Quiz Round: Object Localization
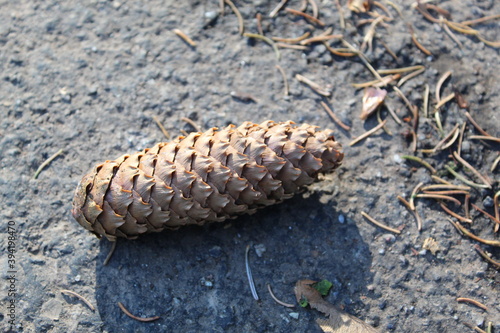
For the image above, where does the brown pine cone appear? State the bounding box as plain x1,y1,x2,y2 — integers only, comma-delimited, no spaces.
72,120,343,240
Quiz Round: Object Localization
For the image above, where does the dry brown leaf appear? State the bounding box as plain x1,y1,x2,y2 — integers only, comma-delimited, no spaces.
423,237,440,255
294,280,379,333
361,87,387,120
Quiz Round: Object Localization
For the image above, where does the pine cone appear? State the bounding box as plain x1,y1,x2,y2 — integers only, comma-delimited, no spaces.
72,120,343,240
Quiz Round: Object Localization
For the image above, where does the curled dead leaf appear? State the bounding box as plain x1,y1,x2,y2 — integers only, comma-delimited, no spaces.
294,280,379,333
361,87,387,120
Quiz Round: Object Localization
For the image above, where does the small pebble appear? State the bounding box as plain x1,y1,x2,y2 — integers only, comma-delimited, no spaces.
338,214,345,224
483,196,494,208
378,248,385,255
382,234,396,244
289,312,299,319
393,154,403,164
254,244,266,257
74,275,81,282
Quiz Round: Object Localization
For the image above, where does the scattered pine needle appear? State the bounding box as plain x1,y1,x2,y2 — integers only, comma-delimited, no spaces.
181,117,202,133
152,115,171,139
492,154,500,172
320,101,351,131
440,203,472,223
103,241,117,266
276,43,308,50
284,8,325,26
449,219,500,247
269,0,289,18
271,31,311,44
275,65,289,97
475,245,500,269
464,111,491,137
397,195,422,231
401,155,436,174
295,74,331,96
456,297,488,311
300,34,343,45
33,149,64,179
471,203,500,226
361,211,401,234
349,119,387,146
444,165,491,190
435,71,452,104
453,151,492,188
469,135,500,143
243,33,281,60
267,284,295,307
245,245,259,300
117,302,160,322
173,29,196,47
60,289,95,311
224,0,244,35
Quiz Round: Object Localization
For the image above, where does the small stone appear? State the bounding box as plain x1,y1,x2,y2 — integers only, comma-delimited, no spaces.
289,312,299,319
338,214,345,224
393,154,403,164
382,234,396,244
378,248,385,255
483,196,494,208
254,244,266,257
74,275,81,282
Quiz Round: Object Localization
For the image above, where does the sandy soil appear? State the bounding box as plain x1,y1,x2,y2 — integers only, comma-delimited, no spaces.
0,0,499,332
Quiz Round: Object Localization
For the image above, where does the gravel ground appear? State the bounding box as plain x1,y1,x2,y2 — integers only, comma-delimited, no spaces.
0,0,499,332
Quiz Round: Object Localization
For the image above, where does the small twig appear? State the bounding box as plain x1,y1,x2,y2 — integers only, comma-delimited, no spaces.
267,284,295,307
181,117,202,133
475,245,500,269
285,8,325,26
117,302,160,322
320,101,350,131
401,155,437,175
349,119,387,146
224,0,244,35
103,241,117,266
453,151,492,188
295,74,331,96
271,31,310,44
440,203,472,223
243,33,281,60
269,0,289,18
415,194,461,206
60,289,95,311
469,135,500,143
152,115,171,139
361,211,401,234
246,245,259,300
33,149,64,179
275,65,289,97
173,29,196,47
456,297,488,311
449,219,500,247
397,196,422,231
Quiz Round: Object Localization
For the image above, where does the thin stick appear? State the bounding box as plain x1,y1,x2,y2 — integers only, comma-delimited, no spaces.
60,289,95,311
471,203,500,226
181,117,202,133
245,245,259,300
269,0,289,18
349,119,387,146
464,111,491,137
295,74,330,96
445,166,490,189
440,203,472,223
456,297,488,311
320,101,350,131
469,135,500,143
284,8,325,26
475,245,500,269
243,33,281,60
435,71,452,104
449,219,500,247
117,302,160,322
300,34,343,45
361,211,401,234
103,241,117,266
397,196,422,231
225,0,244,35
173,29,196,47
272,31,310,43
152,115,171,139
415,194,461,206
275,65,289,97
267,284,295,307
33,149,64,179
453,151,492,188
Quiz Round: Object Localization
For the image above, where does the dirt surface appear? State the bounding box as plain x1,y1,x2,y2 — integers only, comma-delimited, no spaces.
1,0,499,332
